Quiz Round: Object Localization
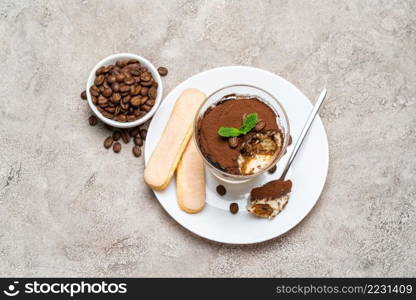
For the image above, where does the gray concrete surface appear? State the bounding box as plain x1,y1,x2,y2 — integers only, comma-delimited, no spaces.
0,0,415,277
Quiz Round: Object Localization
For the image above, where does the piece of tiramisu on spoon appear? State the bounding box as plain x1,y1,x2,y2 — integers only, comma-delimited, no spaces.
248,88,328,219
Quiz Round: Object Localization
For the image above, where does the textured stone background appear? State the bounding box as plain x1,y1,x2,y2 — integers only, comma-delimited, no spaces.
0,0,415,277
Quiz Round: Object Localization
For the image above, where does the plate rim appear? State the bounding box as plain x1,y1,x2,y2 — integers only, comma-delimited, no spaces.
144,65,329,244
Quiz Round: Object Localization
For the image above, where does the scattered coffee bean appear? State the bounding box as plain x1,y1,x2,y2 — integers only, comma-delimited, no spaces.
132,145,142,157
88,115,98,126
129,127,140,137
112,130,121,141
134,137,143,146
157,66,168,76
103,136,113,149
113,142,121,153
121,130,131,144
254,120,266,132
81,90,87,100
104,124,113,131
268,165,277,174
229,202,239,214
216,185,226,196
228,137,238,148
139,129,147,140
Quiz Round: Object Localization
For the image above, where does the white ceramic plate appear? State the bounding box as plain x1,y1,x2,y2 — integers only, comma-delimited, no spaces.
144,66,329,244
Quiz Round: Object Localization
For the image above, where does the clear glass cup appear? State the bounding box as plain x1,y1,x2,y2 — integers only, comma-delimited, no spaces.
193,84,290,183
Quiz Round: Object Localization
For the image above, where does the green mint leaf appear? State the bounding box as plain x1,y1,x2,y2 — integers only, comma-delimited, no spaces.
240,113,258,134
218,127,242,137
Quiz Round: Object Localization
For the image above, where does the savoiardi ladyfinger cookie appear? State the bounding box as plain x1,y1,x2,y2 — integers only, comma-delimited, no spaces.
144,88,206,190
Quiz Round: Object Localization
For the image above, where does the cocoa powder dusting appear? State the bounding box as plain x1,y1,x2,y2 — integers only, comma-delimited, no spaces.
250,180,292,201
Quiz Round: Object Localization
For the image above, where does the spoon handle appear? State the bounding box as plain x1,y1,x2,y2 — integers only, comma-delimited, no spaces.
280,88,327,180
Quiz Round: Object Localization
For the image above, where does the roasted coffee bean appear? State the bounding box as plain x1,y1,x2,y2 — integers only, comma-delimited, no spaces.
90,85,100,97
119,84,130,93
130,70,140,76
120,101,129,111
134,137,143,146
148,87,157,99
92,96,98,105
111,93,121,103
229,203,239,214
140,72,152,82
98,95,108,106
132,145,142,157
128,59,139,65
130,96,142,107
95,66,106,76
105,107,116,113
116,60,128,68
157,66,168,76
104,123,113,130
141,104,152,112
228,137,238,148
129,63,141,70
116,73,125,82
127,115,136,122
135,110,146,119
140,87,149,96
121,91,129,97
88,115,98,126
140,96,149,105
122,95,131,104
115,106,121,115
129,127,140,137
115,114,127,122
254,120,266,132
216,185,226,196
103,136,113,149
111,82,120,92
124,77,135,85
268,165,277,174
80,90,87,100
102,88,112,97
145,99,155,106
107,74,116,84
99,85,105,93
152,81,158,88
130,85,141,96
140,80,152,87
94,74,105,86
121,130,131,143
101,110,113,119
105,65,114,72
113,142,121,153
139,128,147,140
112,130,121,141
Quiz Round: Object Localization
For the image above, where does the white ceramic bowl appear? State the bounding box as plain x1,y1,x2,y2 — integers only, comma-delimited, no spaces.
86,53,163,128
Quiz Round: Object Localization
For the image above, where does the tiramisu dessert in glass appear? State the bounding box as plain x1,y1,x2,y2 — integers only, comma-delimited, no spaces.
194,85,290,183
